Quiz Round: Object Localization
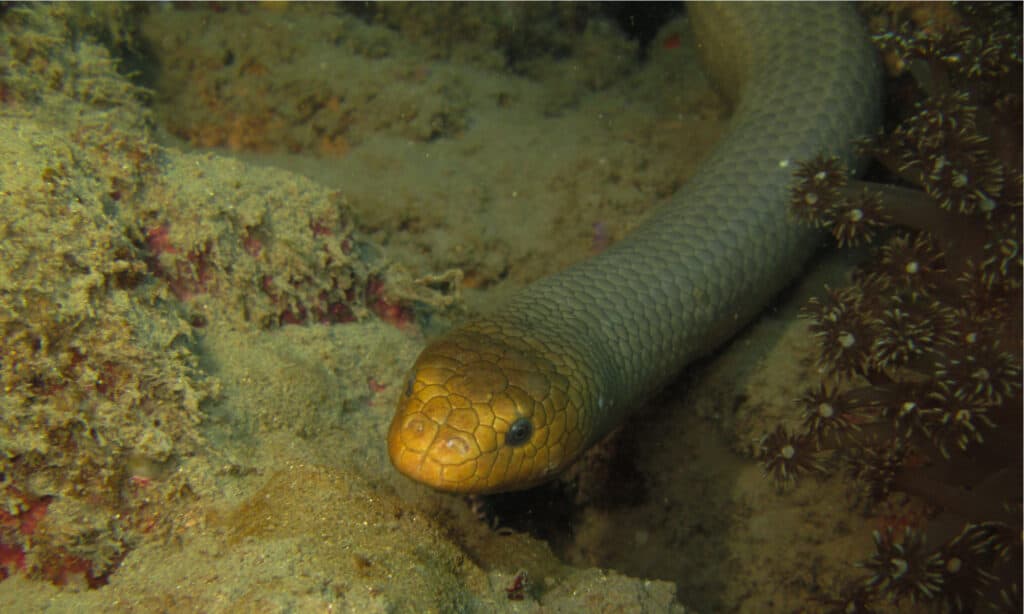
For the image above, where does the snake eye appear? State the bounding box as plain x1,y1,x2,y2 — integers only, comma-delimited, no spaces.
505,417,533,447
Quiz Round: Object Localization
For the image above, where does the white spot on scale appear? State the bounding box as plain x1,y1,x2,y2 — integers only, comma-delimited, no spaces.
444,437,470,454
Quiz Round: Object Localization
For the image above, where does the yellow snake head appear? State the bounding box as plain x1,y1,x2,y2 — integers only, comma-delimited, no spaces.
387,326,590,494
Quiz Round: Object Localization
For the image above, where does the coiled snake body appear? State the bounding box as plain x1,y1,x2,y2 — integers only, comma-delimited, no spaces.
388,3,882,494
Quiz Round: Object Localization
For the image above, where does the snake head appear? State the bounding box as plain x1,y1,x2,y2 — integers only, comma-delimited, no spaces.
387,326,588,494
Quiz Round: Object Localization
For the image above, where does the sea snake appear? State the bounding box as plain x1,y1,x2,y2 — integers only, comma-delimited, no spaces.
388,3,882,494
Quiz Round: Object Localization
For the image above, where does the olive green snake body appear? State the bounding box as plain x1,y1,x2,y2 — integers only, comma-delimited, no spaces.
388,3,882,493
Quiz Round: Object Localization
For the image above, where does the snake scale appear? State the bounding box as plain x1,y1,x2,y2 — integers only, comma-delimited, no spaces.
388,2,882,494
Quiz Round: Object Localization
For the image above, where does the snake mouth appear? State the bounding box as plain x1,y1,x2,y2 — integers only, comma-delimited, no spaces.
387,411,485,493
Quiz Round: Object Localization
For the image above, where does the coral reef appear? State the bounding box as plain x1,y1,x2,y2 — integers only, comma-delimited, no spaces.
128,152,417,330
0,5,213,585
762,3,1022,611
0,4,458,589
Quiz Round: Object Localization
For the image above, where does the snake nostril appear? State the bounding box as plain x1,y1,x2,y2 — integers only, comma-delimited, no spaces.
444,436,471,455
